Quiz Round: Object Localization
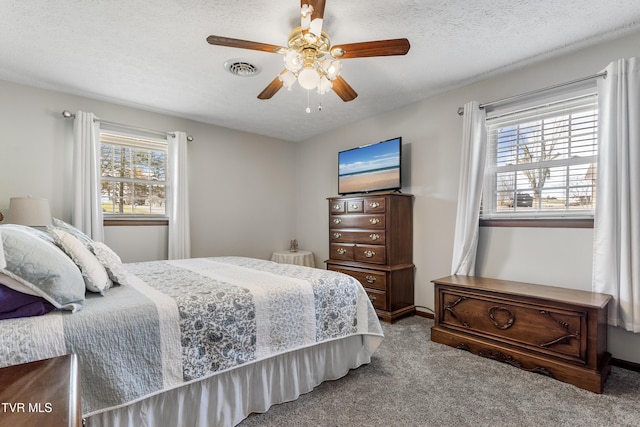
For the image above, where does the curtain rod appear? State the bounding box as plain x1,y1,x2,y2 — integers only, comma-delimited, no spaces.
457,71,607,116
61,110,193,141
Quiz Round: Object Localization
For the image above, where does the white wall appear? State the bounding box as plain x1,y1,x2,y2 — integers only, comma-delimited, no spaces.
294,30,640,363
0,80,298,263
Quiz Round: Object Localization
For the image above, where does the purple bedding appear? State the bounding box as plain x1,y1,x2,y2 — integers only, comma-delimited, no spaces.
0,284,55,320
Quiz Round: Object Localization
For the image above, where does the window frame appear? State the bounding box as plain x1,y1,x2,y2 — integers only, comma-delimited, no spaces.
481,92,598,227
99,128,169,221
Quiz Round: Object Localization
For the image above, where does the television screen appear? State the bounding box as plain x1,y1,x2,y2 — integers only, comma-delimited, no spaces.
338,137,402,195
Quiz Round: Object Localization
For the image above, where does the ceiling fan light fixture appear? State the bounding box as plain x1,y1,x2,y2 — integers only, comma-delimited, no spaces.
321,58,341,80
317,76,332,94
309,19,323,37
284,49,303,72
279,70,297,89
298,67,320,90
300,4,313,29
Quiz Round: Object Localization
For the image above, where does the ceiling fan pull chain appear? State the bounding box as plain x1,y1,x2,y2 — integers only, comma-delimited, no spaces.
306,89,311,114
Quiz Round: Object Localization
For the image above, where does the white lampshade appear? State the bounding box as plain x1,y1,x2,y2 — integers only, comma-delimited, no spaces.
283,49,303,73
321,58,342,80
279,70,297,89
309,18,323,37
298,67,320,90
317,76,333,94
300,4,312,29
7,197,52,226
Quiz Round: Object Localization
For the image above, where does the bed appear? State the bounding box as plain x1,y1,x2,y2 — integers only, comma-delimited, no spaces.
0,222,384,426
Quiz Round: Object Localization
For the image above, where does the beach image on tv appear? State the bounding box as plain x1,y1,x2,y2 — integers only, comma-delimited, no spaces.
339,139,400,194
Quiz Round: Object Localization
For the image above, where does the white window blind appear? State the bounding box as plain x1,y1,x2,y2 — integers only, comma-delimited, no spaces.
99,131,168,217
482,93,598,219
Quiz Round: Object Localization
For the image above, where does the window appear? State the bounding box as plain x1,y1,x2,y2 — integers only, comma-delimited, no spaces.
99,131,167,217
482,93,597,220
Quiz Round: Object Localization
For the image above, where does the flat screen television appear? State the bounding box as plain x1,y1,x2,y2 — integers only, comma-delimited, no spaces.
338,137,402,195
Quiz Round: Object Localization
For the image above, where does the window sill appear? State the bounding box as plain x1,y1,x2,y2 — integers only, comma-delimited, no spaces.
480,218,593,228
104,218,168,226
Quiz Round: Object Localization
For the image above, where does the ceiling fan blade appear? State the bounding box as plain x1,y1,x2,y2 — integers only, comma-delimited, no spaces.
257,76,284,100
311,0,326,22
332,76,358,102
300,0,325,37
330,38,410,59
206,35,286,54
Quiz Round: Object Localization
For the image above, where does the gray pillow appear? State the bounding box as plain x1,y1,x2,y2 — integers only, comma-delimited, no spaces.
51,217,94,248
89,241,129,286
49,228,112,294
0,224,85,312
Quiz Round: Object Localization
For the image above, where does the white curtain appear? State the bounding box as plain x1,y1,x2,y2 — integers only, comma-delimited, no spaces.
451,101,487,275
593,57,640,332
72,111,104,241
167,131,191,260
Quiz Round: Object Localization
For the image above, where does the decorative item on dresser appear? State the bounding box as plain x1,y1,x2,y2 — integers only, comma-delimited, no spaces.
431,275,612,393
325,192,415,323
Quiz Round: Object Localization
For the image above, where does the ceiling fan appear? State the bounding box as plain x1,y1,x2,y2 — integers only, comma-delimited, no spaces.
206,0,410,102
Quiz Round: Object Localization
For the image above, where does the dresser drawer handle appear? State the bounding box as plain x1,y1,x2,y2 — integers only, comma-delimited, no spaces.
369,202,380,208
332,232,342,239
369,233,380,241
365,275,377,284
368,294,377,302
364,250,376,258
332,204,341,210
350,203,359,209
337,248,347,255
333,218,342,224
369,218,380,225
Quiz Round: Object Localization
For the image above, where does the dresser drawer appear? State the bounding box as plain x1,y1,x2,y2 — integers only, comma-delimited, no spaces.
346,199,363,213
354,244,386,264
330,200,346,214
329,243,354,261
439,288,587,364
365,288,387,310
330,214,385,229
330,230,386,245
327,265,387,291
363,197,386,213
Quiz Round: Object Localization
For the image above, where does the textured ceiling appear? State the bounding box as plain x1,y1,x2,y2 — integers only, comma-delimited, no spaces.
2,1,640,141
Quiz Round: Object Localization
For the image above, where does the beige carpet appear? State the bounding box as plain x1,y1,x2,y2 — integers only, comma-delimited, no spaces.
239,316,640,427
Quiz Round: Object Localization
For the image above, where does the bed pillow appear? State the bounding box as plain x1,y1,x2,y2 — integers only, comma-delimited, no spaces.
48,228,112,294
0,225,85,312
51,217,94,248
0,223,56,245
0,283,55,320
89,241,129,286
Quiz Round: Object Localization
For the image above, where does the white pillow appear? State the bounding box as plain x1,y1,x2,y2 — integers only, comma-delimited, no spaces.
48,228,112,294
89,241,129,286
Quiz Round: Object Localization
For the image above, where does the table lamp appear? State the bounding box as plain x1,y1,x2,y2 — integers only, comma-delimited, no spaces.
7,197,52,227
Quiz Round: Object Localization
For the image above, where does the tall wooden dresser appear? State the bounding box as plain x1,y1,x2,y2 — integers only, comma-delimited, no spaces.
325,192,415,322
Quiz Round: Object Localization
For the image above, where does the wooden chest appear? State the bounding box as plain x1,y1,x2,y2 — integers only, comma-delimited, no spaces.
431,275,612,393
326,192,415,323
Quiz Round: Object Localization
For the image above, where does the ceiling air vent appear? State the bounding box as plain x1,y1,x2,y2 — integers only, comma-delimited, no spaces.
224,59,261,77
